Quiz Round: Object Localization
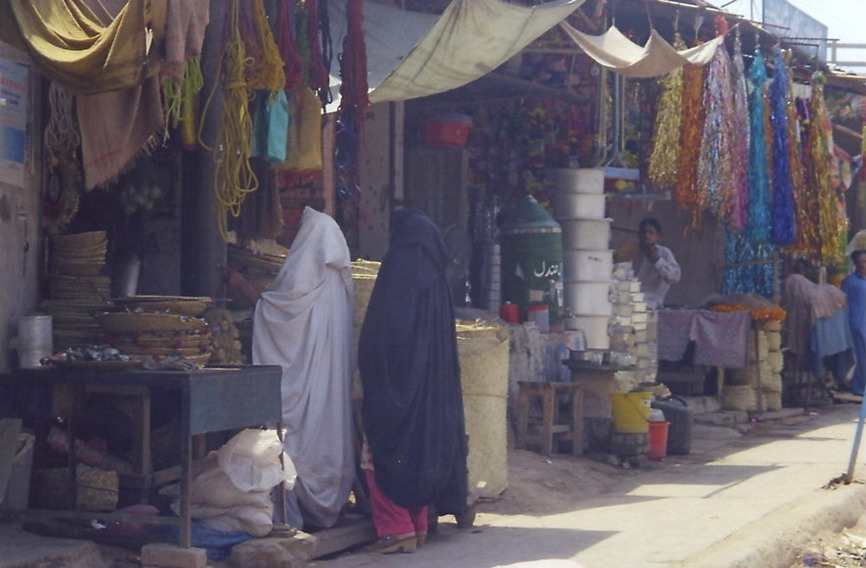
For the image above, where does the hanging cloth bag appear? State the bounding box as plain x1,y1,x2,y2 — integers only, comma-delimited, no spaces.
251,91,290,163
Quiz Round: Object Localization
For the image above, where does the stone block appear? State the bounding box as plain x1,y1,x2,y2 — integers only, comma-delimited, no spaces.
141,543,207,568
228,535,315,568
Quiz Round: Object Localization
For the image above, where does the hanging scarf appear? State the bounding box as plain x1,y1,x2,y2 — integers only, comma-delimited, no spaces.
746,49,770,243
729,31,750,232
769,48,796,245
697,18,735,220
648,34,685,191
674,59,706,227
809,73,843,263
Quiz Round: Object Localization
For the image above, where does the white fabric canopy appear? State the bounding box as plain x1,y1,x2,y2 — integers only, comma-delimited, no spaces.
327,0,584,110
252,207,355,528
560,22,725,78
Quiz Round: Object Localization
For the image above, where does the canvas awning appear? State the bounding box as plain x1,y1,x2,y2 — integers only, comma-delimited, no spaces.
327,0,585,111
560,22,724,78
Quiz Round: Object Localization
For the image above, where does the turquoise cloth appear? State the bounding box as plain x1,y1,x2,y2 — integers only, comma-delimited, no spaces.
841,273,866,395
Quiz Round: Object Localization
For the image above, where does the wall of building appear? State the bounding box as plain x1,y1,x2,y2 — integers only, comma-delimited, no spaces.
0,43,41,372
608,198,726,309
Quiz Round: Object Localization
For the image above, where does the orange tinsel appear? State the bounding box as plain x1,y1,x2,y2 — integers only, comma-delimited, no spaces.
675,62,706,228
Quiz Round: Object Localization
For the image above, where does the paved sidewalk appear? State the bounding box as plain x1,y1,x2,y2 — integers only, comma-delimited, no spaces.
3,400,866,568
311,401,866,568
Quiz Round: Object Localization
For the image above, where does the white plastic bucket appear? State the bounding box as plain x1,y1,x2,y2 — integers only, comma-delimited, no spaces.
565,315,610,350
15,315,53,369
562,249,613,281
554,192,606,220
564,281,613,316
561,218,612,250
553,168,605,194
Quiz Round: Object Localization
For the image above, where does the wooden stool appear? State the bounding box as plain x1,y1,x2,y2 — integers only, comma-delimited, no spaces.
516,381,584,456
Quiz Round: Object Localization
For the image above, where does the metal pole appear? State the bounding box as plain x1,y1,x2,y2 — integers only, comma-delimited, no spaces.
844,395,866,482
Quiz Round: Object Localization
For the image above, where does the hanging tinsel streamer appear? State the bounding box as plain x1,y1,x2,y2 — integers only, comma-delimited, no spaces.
723,230,777,298
788,97,820,259
862,96,866,181
809,73,843,262
334,0,370,202
729,30,750,231
782,52,810,258
648,33,685,191
697,17,735,220
768,48,796,245
674,59,706,227
746,48,770,243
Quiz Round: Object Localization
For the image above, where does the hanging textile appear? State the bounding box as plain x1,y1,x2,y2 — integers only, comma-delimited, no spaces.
746,49,771,243
729,31,750,232
277,0,304,93
0,0,163,94
239,0,286,92
674,60,706,227
809,74,844,263
697,18,736,220
561,23,724,79
648,34,685,191
768,48,797,246
368,0,583,104
161,0,209,134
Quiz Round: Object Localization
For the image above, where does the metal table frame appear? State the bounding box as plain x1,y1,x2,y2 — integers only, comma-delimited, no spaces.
0,365,282,547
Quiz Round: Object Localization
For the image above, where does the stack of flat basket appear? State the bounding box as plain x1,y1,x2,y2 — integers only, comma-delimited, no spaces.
226,244,286,310
96,297,212,365
42,231,113,349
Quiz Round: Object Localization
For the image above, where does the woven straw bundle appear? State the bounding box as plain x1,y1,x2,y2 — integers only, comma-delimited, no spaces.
760,371,783,393
721,385,757,411
457,320,509,499
766,350,784,374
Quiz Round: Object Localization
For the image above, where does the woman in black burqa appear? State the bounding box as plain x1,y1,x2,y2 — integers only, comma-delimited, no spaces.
358,208,470,553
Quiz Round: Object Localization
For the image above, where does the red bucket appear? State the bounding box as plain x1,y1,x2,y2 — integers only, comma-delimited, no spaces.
647,420,669,460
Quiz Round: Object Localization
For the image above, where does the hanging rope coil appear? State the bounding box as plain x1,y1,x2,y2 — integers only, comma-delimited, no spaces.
210,0,258,242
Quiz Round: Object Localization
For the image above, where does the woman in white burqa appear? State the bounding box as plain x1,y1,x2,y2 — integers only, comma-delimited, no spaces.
224,207,355,528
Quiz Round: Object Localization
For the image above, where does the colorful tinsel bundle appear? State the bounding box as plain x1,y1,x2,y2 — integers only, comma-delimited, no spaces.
729,32,750,232
769,48,796,245
697,20,735,220
723,230,777,298
809,74,844,262
648,34,685,191
675,60,706,227
746,49,770,243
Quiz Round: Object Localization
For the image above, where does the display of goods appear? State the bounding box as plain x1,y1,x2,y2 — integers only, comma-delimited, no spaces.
112,295,212,317
95,312,207,334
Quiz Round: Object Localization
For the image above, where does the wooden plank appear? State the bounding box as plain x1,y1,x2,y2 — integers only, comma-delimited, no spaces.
311,517,377,558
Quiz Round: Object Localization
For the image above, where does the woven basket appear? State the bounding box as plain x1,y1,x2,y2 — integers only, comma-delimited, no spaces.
760,371,783,393
32,465,118,512
721,385,757,411
95,312,207,334
51,231,107,249
458,327,509,499
113,297,211,317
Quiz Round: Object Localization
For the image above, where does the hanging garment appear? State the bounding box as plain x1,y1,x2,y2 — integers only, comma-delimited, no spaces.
561,24,724,78
77,76,164,189
359,209,469,516
252,207,355,528
327,0,583,110
0,0,163,94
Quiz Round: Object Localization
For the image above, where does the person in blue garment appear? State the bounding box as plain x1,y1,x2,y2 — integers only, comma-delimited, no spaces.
841,249,866,396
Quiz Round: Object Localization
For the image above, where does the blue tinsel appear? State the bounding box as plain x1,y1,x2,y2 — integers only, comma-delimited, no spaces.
724,230,777,298
746,50,771,243
769,48,797,245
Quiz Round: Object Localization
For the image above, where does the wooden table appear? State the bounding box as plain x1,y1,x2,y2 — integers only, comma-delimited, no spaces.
0,365,282,547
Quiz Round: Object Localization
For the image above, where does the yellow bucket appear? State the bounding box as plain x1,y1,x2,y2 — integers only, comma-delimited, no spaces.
610,392,652,433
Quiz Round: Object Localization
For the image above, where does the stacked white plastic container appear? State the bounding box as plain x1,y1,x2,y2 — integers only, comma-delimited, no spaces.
552,168,613,350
